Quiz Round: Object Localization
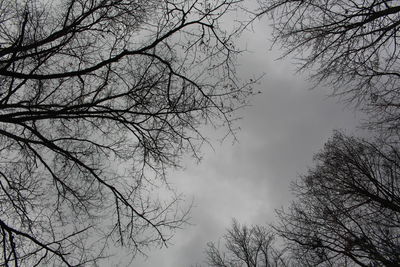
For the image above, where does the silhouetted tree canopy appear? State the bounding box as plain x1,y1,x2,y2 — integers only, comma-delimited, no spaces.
0,0,253,266
261,0,400,131
276,131,400,266
205,219,289,267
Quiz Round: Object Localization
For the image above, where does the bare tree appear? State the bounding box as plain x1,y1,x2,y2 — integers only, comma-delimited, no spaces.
205,219,289,267
260,0,400,131
276,131,400,266
257,2,400,264
0,0,254,266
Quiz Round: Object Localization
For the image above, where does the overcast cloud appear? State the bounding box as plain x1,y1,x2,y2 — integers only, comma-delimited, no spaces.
131,15,364,267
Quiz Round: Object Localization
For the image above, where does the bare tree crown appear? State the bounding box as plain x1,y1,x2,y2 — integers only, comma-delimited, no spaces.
276,132,400,266
0,0,253,266
205,219,289,267
262,0,400,131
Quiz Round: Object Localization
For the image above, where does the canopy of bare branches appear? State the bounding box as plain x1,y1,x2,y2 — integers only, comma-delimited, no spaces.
206,219,289,267
0,0,253,266
261,0,400,131
276,132,400,266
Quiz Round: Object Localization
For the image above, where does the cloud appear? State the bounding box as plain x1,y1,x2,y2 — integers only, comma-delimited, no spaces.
133,15,363,267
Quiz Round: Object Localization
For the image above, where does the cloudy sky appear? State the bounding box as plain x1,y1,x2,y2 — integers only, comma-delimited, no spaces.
131,11,364,267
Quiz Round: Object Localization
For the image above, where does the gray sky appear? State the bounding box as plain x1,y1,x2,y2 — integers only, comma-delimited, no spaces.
131,15,363,267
